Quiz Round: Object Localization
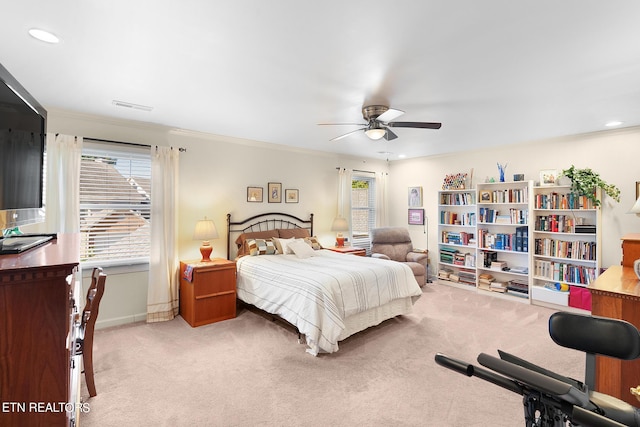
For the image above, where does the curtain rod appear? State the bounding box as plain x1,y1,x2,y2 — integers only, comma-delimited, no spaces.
336,167,375,174
82,136,186,152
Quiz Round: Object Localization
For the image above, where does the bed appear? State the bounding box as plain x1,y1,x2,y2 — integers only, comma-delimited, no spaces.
227,212,423,356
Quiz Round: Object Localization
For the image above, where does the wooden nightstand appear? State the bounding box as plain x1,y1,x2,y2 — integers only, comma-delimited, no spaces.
327,246,366,256
179,258,236,327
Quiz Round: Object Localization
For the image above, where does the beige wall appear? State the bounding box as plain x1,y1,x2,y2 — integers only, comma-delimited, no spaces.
388,126,640,275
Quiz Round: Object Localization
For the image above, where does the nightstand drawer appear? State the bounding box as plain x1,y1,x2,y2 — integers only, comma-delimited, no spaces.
193,292,236,325
193,267,236,297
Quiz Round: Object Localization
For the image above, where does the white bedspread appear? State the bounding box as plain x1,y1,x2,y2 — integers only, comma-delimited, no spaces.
236,249,422,355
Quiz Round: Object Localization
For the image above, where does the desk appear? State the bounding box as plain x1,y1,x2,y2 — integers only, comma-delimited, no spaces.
588,265,640,406
621,233,640,267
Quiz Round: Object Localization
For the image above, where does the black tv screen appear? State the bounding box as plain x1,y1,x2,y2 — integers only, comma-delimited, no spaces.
0,63,46,229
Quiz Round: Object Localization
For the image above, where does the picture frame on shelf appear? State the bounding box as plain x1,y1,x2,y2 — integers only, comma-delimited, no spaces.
268,182,282,203
247,186,263,202
408,208,425,225
539,169,558,186
479,190,493,203
408,186,423,207
285,189,299,203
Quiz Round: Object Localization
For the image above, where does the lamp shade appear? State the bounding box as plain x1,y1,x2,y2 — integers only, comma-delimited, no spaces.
193,217,219,240
194,217,219,261
331,217,349,232
629,197,640,215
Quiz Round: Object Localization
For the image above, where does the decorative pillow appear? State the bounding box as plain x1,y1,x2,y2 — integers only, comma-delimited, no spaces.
235,230,279,256
304,236,323,250
273,237,297,254
288,239,316,259
248,238,277,256
278,228,311,239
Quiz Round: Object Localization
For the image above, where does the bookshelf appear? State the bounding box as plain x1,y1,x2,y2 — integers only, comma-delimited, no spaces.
475,180,533,302
530,185,601,310
436,189,477,289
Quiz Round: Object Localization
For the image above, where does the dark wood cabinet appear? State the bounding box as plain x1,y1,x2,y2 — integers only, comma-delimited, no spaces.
179,259,236,327
0,234,80,426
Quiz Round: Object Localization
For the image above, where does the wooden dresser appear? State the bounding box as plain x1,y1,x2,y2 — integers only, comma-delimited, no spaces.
0,234,81,426
588,264,640,406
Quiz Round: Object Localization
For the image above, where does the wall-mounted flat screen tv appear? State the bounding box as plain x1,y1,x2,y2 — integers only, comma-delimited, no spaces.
0,63,47,230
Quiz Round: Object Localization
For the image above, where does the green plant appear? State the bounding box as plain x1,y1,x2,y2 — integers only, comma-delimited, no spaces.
560,165,620,206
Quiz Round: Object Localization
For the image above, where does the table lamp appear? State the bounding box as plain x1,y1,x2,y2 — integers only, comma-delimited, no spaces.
629,196,640,216
331,216,349,247
193,217,219,261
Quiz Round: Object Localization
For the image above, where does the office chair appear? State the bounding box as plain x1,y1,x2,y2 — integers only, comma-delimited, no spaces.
435,312,640,426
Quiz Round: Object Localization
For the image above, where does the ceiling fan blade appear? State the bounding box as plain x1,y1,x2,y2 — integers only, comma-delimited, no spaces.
384,128,398,141
318,122,366,126
376,108,404,123
387,121,442,129
330,128,367,142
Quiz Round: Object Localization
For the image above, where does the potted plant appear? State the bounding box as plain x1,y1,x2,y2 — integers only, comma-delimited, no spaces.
560,165,620,207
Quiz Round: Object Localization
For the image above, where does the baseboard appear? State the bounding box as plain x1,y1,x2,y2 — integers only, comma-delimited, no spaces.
96,313,147,329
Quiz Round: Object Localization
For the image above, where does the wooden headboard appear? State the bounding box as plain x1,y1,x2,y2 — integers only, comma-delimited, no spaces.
226,212,314,260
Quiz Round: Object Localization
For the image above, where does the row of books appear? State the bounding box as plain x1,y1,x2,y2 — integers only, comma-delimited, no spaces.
478,208,528,224
438,268,477,286
441,231,475,246
533,238,597,261
478,226,529,252
534,192,595,210
440,192,475,206
479,187,529,204
533,259,597,285
534,214,576,233
440,211,476,225
478,272,529,297
440,246,476,267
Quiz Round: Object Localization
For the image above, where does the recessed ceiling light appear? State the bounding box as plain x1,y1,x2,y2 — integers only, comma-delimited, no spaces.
28,28,60,44
605,121,623,127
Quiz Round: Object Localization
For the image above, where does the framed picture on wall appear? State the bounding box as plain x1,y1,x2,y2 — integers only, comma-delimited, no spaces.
247,186,263,202
408,186,423,207
268,182,282,203
408,208,425,225
285,189,299,203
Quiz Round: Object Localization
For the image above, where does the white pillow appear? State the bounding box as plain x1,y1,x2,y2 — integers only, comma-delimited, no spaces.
288,239,316,259
273,237,296,254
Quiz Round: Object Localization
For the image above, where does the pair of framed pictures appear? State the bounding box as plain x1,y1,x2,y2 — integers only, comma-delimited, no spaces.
247,183,299,203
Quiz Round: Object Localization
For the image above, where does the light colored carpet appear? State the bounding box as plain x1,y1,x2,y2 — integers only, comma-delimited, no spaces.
80,283,584,426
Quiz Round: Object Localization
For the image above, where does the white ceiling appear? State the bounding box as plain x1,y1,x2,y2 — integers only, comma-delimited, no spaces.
3,1,640,160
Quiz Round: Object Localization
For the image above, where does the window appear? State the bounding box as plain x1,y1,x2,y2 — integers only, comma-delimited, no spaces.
79,141,151,266
351,174,376,254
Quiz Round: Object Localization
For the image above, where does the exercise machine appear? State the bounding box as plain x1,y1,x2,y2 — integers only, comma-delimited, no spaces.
435,312,640,426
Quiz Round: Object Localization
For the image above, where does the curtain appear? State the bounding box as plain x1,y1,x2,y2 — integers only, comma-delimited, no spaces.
375,172,388,227
337,168,352,232
147,146,180,323
45,133,82,233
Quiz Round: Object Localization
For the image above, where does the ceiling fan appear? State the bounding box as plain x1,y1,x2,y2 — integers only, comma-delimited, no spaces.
319,105,441,142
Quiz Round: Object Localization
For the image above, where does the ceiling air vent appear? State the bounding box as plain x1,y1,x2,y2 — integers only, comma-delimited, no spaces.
112,100,153,112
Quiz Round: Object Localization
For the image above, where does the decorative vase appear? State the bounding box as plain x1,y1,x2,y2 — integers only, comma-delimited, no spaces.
497,163,507,183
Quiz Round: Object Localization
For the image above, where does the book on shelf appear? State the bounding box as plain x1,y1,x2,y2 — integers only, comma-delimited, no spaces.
491,261,508,270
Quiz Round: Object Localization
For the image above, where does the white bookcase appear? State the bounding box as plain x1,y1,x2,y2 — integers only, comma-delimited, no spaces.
436,189,477,289
530,185,601,309
475,180,533,302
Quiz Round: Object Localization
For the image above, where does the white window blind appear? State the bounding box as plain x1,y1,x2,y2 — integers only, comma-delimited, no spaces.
351,174,376,254
79,141,151,266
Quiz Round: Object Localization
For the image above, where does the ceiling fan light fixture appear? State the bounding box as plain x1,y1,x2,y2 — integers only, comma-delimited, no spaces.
365,128,386,140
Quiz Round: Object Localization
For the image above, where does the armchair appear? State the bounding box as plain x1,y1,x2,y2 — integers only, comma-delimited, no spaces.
370,227,428,287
